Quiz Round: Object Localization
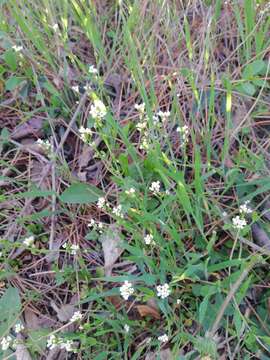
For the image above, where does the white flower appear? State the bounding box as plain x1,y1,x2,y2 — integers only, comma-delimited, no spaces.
12,45,23,52
90,99,107,120
124,324,130,333
144,234,154,245
149,181,161,195
60,339,73,352
157,110,170,122
176,299,181,304
70,244,79,255
79,126,92,143
14,323,24,333
37,139,52,153
72,85,80,93
89,65,98,75
120,281,134,300
222,211,228,217
136,121,147,132
139,136,150,150
232,216,247,230
97,197,106,209
125,188,135,196
156,283,171,299
112,204,124,218
239,201,252,214
84,83,92,92
0,252,3,257
176,125,189,142
88,219,104,233
1,336,12,351
52,23,59,32
70,310,83,322
23,235,35,247
158,334,169,343
135,103,145,115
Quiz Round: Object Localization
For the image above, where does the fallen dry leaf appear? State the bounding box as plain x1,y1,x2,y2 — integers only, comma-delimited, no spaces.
101,226,123,276
145,348,172,360
16,335,32,360
24,308,40,330
51,301,75,322
252,223,270,250
11,117,43,140
136,304,160,320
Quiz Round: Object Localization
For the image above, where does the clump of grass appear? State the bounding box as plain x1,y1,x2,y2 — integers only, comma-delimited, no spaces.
0,0,270,359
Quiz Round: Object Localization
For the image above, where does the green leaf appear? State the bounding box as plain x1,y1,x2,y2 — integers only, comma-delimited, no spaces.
243,60,266,78
0,287,21,337
5,76,24,91
60,182,103,204
238,82,256,96
3,49,17,71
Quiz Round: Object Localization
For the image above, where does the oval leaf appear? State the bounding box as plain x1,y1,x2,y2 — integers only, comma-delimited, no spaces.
60,182,103,204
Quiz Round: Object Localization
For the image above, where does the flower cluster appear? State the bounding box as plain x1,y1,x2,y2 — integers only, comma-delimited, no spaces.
47,334,74,352
120,281,134,300
90,99,107,126
156,283,171,299
14,322,24,334
97,197,109,209
176,125,189,145
124,324,130,333
232,216,247,230
12,45,23,52
232,200,252,230
125,187,136,196
23,235,35,247
239,200,252,215
144,233,154,245
70,311,83,323
89,65,98,75
79,126,92,144
62,243,79,255
112,204,124,218
149,181,161,195
1,336,12,351
88,219,104,233
158,334,169,343
37,139,52,154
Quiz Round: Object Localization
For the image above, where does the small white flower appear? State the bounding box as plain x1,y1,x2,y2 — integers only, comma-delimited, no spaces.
0,252,3,257
72,85,80,93
60,339,73,352
146,337,152,344
12,45,23,52
37,139,52,153
88,219,96,227
70,244,79,255
232,216,247,230
125,188,135,196
84,83,92,92
70,311,83,322
14,323,24,333
90,99,107,120
158,334,169,343
89,65,98,75
157,110,170,122
120,281,134,300
136,120,147,132
52,23,59,32
239,201,252,215
97,197,106,209
176,299,181,304
135,103,145,115
79,126,92,143
176,125,189,143
1,336,12,351
149,181,161,195
88,219,104,233
165,189,171,195
112,204,124,218
144,234,154,245
222,211,228,217
156,283,171,299
139,136,150,150
124,324,130,333
23,235,35,247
